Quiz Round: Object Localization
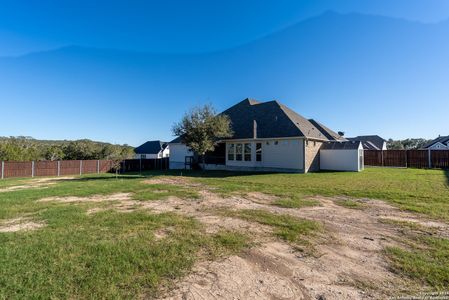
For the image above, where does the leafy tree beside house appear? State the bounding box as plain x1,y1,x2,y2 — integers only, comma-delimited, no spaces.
172,104,233,169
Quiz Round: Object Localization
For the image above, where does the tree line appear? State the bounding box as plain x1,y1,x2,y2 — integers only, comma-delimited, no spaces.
0,137,135,161
386,138,431,150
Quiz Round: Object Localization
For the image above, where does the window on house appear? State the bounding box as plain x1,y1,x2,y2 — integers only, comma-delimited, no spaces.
256,143,262,161
228,144,235,161
244,143,252,161
236,144,243,161
140,154,146,159
274,141,279,145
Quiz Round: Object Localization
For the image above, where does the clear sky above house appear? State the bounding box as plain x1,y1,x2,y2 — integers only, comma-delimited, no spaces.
0,0,448,146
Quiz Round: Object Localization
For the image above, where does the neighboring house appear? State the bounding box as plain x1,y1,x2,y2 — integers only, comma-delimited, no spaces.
134,141,169,159
347,135,387,150
169,98,363,172
422,136,449,150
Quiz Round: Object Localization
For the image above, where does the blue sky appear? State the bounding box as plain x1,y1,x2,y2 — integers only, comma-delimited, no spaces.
0,0,448,145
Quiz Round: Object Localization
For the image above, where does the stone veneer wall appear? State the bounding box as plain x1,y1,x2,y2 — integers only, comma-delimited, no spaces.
304,140,323,173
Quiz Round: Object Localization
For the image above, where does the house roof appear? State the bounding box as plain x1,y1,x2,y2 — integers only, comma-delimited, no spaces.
347,135,386,150
308,119,346,141
134,140,168,154
170,98,344,143
423,136,449,148
220,99,341,141
321,140,361,150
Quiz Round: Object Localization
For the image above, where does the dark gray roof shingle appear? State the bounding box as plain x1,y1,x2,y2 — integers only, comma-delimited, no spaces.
308,119,346,141
135,140,167,154
321,141,362,150
347,135,386,150
220,99,338,141
170,98,343,143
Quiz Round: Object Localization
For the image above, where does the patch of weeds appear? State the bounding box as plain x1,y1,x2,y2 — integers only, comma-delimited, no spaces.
132,183,199,201
205,231,250,258
384,222,449,289
334,199,366,209
221,209,321,245
273,196,319,209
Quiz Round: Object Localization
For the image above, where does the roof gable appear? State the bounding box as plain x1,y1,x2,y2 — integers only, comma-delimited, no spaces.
423,135,449,148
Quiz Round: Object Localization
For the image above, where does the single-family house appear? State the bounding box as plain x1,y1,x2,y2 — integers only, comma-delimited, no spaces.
134,140,169,159
169,98,363,172
422,136,449,150
347,135,387,150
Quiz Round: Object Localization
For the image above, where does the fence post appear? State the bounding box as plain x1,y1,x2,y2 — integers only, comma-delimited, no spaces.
1,161,4,179
405,150,408,168
428,149,432,169
80,160,83,175
139,158,142,174
31,161,35,177
97,160,100,174
57,161,61,176
381,150,384,167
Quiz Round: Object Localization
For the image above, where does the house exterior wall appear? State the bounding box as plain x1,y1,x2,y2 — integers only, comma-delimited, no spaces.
225,138,304,172
169,143,193,169
161,147,170,157
304,140,323,173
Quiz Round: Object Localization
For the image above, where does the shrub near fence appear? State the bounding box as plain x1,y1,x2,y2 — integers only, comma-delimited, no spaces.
364,150,449,169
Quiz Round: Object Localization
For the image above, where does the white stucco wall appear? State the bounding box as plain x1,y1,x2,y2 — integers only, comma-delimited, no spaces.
161,146,170,157
169,143,193,169
225,139,304,171
320,148,363,172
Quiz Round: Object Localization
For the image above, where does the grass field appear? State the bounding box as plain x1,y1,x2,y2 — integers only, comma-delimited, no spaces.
189,167,449,221
0,167,448,298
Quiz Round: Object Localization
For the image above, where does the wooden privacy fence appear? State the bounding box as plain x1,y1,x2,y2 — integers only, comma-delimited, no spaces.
120,158,169,173
364,150,449,169
0,158,170,179
0,160,114,179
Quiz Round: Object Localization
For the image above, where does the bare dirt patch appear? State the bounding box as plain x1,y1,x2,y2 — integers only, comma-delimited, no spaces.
39,192,132,203
150,184,439,299
244,192,279,204
143,176,203,188
32,177,443,299
0,176,75,193
0,217,45,233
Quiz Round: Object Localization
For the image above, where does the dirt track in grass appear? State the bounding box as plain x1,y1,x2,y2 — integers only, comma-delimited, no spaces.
0,176,75,193
38,176,447,299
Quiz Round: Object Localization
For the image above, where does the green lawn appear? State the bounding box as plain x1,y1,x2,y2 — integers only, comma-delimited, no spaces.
0,167,448,297
179,167,449,221
0,174,248,298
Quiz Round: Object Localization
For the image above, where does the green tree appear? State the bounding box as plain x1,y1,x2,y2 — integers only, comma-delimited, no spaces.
44,145,65,161
172,104,233,169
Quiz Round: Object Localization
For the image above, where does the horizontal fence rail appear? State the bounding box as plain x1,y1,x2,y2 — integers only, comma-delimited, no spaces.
0,158,169,179
364,150,449,169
